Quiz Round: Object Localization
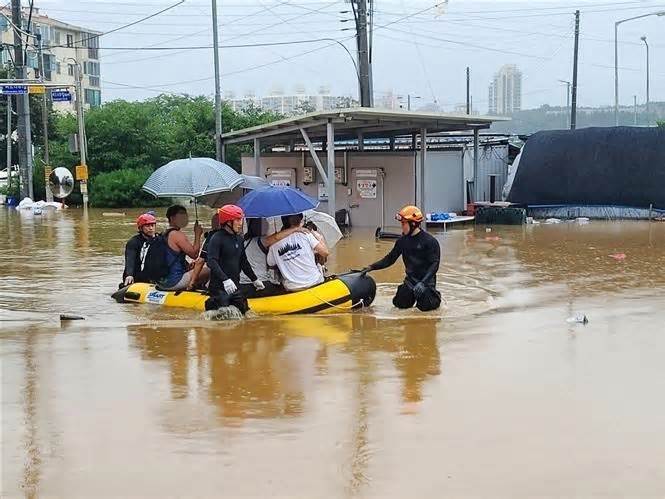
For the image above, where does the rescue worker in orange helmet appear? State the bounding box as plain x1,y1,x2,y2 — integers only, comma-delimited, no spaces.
121,213,157,287
361,205,441,311
204,204,264,314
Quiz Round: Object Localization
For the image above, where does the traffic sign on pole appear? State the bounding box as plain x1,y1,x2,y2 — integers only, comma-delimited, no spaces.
2,85,28,95
51,90,72,102
28,85,45,94
75,164,88,181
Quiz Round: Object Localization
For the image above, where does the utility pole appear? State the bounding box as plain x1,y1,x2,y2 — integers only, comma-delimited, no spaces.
73,62,88,208
570,10,580,130
37,34,52,202
12,0,34,200
641,36,649,117
466,66,471,114
355,0,373,107
211,0,223,161
6,96,11,192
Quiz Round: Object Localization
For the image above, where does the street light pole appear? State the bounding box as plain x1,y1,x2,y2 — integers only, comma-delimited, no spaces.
614,11,665,126
641,35,649,116
558,79,571,127
211,0,223,162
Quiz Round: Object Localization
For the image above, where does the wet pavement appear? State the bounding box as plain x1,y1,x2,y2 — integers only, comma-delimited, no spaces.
2,207,665,498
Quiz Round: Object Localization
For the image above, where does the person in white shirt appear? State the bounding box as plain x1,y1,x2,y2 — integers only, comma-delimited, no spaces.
267,213,329,291
239,218,307,297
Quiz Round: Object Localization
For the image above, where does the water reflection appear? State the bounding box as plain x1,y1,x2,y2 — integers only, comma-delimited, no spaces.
127,315,443,427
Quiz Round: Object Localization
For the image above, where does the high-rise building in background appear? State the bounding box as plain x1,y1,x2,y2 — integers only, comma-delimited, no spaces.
227,85,357,115
0,7,102,110
488,64,522,115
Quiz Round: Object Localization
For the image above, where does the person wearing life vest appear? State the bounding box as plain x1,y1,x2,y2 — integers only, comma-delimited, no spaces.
361,205,441,311
204,205,264,314
122,213,157,287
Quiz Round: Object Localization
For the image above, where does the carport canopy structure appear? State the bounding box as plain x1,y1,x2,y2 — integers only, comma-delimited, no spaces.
221,107,508,218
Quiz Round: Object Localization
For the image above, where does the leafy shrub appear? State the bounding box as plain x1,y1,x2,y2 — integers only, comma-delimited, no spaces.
89,167,166,208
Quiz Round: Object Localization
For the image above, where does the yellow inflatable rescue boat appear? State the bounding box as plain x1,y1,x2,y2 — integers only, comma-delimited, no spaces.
112,272,376,315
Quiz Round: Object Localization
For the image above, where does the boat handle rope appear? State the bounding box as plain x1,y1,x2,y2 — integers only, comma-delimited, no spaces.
302,287,366,311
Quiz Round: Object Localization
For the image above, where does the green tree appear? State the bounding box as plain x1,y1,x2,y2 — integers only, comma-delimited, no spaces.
39,95,281,206
657,120,665,129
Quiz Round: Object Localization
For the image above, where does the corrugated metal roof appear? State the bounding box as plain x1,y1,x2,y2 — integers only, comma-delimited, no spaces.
222,107,510,145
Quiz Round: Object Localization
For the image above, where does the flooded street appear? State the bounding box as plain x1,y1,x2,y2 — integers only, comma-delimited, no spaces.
3,207,665,498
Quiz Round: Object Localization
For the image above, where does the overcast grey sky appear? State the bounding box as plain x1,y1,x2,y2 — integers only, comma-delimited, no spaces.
37,0,665,111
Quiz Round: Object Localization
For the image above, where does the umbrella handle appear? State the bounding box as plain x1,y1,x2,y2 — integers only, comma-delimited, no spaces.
194,197,199,223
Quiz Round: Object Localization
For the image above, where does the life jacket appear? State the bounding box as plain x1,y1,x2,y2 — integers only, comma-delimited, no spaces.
141,228,178,283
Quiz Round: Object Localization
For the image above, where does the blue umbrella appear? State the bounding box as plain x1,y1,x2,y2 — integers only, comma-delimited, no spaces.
237,186,319,218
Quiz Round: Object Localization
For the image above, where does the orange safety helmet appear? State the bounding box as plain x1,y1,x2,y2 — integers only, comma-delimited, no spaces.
136,213,157,230
217,204,244,224
395,205,424,223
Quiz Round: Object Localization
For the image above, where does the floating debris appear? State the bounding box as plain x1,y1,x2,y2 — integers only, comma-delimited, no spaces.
566,314,588,324
609,253,627,261
60,314,85,321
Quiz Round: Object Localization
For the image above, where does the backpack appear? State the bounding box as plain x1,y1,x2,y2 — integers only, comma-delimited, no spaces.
141,228,177,283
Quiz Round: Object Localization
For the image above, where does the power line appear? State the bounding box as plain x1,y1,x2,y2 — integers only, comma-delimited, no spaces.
100,1,285,60
47,0,185,49
47,37,352,51
373,0,661,17
101,0,341,60
373,2,665,23
380,26,550,59
102,34,357,91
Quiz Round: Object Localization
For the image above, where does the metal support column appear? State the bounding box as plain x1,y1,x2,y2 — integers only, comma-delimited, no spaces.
419,128,427,228
473,128,479,202
253,138,261,176
357,131,364,151
300,128,328,184
326,120,336,218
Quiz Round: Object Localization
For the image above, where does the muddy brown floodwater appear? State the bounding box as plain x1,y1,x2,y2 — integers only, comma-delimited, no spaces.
2,207,665,498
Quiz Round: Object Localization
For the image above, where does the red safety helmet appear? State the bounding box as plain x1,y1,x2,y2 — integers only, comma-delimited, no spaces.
217,204,244,224
136,213,157,230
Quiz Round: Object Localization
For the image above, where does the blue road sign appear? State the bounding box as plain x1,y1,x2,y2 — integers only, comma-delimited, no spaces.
51,90,72,102
2,85,28,95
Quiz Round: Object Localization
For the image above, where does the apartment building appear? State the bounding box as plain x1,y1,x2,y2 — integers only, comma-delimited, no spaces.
0,7,101,110
227,89,356,115
488,64,522,115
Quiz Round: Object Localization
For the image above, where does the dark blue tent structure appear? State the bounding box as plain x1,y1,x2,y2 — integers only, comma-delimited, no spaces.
507,127,665,210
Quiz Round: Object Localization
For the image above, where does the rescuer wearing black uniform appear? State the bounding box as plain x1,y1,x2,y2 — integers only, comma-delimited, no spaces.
204,204,264,314
362,205,441,311
122,213,158,286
